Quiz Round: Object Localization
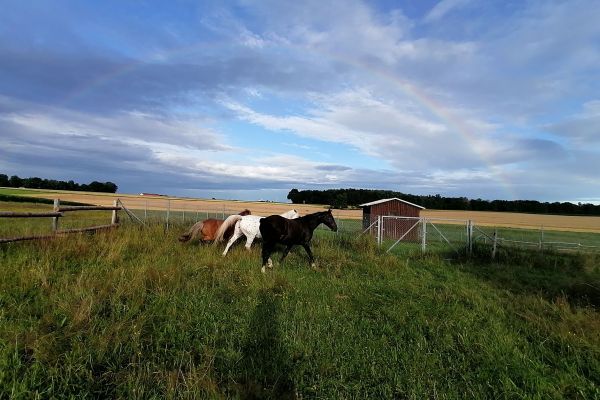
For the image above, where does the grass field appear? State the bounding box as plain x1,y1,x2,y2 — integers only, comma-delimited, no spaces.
1,215,599,397
0,189,37,196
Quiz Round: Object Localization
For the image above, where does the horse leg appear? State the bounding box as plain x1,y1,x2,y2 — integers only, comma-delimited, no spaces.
261,241,275,273
280,245,293,263
302,244,316,268
244,232,256,251
222,227,243,256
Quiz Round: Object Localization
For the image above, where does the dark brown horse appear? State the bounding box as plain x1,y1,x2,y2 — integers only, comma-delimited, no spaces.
259,209,337,273
179,209,251,244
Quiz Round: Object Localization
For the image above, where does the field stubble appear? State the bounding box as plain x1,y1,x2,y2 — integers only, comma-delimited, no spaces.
10,188,600,233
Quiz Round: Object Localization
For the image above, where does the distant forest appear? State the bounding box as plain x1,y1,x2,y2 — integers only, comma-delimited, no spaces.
287,188,600,216
0,174,118,193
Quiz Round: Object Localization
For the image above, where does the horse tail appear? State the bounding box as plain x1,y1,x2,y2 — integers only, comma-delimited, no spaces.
178,233,192,242
178,221,203,242
214,215,242,242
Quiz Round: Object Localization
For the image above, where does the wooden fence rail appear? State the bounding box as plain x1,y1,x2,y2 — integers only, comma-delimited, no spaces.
0,212,63,218
59,206,121,212
0,198,120,244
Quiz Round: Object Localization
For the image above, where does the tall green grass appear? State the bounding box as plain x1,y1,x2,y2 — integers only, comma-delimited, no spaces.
0,224,599,398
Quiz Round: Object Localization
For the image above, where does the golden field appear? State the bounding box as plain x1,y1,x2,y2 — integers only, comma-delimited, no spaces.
6,188,600,233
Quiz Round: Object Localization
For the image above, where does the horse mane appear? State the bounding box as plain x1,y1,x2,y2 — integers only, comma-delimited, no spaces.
298,210,327,220
214,214,243,242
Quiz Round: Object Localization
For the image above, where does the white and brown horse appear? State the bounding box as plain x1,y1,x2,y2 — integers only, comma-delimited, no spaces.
179,209,251,244
214,209,299,255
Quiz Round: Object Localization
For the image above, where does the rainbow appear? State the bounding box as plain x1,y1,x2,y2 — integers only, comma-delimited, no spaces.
61,42,516,199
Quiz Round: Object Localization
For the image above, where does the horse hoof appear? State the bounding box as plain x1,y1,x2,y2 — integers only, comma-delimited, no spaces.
311,262,317,269
261,266,266,274
268,258,273,268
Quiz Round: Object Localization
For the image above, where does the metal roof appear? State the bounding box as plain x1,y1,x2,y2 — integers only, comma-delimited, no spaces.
359,197,425,209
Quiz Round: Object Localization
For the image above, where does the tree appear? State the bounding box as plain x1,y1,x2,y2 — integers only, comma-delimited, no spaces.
0,174,8,187
287,189,300,203
9,175,23,187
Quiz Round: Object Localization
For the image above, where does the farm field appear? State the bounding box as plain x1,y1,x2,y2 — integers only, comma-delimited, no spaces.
1,222,599,398
3,187,600,233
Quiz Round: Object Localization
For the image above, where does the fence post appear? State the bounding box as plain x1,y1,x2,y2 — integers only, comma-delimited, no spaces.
491,229,498,259
539,225,544,253
468,220,473,256
166,199,170,231
421,218,427,253
52,199,60,232
111,199,119,225
144,200,148,222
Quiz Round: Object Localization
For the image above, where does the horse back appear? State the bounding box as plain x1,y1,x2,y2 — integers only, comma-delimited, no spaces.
259,215,288,241
201,219,227,241
260,215,305,244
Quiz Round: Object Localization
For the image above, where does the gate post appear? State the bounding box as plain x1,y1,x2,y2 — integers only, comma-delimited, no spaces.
377,215,382,246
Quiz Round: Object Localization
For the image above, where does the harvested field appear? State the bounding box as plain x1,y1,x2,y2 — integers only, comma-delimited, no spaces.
423,210,600,233
6,188,600,233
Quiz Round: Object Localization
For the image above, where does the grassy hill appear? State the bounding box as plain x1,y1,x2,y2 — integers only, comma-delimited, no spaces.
1,223,599,398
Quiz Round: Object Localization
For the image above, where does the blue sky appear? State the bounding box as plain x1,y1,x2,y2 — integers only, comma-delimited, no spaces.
1,0,599,203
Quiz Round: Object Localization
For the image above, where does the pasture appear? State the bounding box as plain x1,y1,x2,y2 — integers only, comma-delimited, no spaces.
1,201,600,398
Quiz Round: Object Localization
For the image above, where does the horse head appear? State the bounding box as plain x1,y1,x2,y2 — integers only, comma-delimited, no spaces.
322,209,338,232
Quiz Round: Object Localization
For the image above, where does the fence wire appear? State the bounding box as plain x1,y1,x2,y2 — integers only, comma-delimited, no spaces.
3,198,599,255
356,216,600,256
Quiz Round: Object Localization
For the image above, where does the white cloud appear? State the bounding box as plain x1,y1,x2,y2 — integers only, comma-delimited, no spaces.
224,88,538,173
0,106,231,151
423,0,472,23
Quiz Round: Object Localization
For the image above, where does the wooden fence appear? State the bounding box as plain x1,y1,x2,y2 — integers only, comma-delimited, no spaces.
0,199,121,243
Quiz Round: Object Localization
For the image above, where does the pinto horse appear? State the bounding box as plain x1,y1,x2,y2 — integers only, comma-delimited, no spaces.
214,209,299,255
178,209,251,244
259,209,337,273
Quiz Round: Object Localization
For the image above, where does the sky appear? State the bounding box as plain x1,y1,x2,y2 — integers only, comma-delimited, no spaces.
1,0,599,203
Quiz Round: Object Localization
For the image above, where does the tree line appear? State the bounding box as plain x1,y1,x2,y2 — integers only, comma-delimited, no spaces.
0,174,118,193
287,188,600,216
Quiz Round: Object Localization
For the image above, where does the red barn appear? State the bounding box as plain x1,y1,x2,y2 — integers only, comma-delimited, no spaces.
360,198,425,240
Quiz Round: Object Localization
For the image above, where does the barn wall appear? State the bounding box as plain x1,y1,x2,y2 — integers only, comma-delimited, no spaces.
370,200,420,218
362,199,422,240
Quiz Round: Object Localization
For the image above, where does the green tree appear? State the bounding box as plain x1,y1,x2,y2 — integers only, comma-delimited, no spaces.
0,174,9,187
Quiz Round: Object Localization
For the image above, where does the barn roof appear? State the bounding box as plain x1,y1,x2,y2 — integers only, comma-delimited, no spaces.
359,198,425,209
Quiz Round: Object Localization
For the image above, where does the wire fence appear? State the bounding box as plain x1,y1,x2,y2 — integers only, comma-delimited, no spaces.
3,198,600,257
349,215,600,256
